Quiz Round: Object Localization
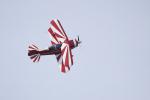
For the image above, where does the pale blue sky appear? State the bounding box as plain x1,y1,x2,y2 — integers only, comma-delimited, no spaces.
0,0,150,100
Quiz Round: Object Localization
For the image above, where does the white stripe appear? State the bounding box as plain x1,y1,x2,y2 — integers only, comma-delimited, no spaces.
67,46,72,66
28,46,38,51
29,46,36,50
73,40,75,47
65,66,69,72
50,24,64,38
66,45,71,66
59,63,63,72
57,37,65,43
61,43,66,50
51,36,58,44
30,54,37,58
28,48,34,51
54,19,66,37
62,45,68,65
32,45,38,50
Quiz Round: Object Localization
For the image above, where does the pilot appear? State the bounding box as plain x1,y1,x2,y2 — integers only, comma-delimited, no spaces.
48,44,62,51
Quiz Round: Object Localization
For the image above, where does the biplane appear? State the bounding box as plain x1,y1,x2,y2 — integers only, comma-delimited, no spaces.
28,19,81,73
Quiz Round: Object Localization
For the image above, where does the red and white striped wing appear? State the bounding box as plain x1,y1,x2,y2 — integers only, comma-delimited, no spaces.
48,19,68,45
58,43,73,73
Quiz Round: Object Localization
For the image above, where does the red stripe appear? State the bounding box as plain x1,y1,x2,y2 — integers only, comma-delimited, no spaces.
37,55,40,62
57,20,68,40
30,55,37,59
65,48,69,66
61,63,65,73
29,46,36,50
32,44,38,49
53,32,61,43
61,45,67,56
55,33,64,39
69,47,73,65
48,28,59,43
51,41,56,45
33,55,38,62
51,20,64,36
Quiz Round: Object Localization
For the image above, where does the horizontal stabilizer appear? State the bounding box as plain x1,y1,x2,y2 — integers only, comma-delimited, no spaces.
28,44,41,62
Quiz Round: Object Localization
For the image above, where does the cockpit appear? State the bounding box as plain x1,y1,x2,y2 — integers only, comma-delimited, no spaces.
49,44,62,51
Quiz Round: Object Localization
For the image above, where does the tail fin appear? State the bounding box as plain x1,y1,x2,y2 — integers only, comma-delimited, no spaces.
28,44,40,62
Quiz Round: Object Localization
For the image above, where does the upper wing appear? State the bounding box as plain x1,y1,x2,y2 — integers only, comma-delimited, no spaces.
48,19,69,45
56,43,73,73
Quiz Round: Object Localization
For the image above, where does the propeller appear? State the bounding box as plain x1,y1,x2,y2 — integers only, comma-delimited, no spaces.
77,36,81,44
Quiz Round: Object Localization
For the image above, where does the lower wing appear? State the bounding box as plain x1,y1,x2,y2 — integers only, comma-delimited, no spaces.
55,43,73,73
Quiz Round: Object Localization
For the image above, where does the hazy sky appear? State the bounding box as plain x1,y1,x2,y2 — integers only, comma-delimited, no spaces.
0,0,150,100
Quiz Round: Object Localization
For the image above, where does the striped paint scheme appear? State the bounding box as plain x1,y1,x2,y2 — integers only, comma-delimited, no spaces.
48,19,73,73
